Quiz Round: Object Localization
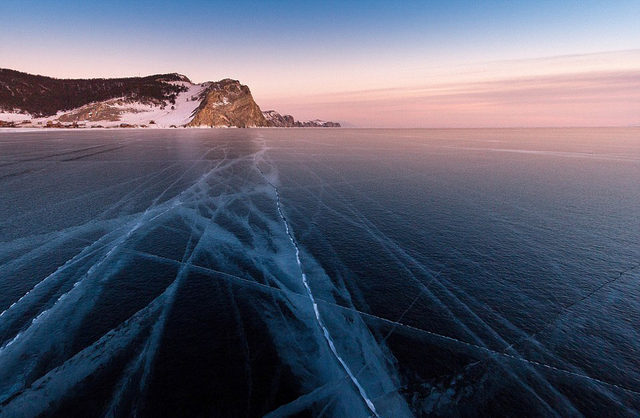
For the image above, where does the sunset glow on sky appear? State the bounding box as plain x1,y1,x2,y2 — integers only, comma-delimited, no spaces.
1,0,638,127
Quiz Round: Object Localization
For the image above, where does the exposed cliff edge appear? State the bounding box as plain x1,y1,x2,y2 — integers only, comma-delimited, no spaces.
0,68,341,129
187,79,268,128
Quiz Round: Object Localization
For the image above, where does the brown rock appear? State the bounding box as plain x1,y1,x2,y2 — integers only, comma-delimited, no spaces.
187,79,268,128
263,110,296,127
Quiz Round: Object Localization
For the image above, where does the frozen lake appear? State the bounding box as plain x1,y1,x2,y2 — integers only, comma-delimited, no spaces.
0,128,639,417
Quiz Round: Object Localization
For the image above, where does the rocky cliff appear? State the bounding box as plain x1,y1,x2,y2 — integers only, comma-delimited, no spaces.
263,110,296,127
263,110,341,128
187,79,268,128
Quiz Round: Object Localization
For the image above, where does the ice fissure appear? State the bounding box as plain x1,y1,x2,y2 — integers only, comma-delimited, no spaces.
256,164,380,418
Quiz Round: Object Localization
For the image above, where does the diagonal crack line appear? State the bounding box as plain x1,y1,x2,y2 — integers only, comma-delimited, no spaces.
508,263,640,353
459,263,640,395
130,248,640,397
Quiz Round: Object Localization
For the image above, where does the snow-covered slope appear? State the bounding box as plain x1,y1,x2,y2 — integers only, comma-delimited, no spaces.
0,111,32,123
52,82,208,128
0,80,206,128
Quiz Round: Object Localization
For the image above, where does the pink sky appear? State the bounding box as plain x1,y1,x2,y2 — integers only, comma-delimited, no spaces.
257,51,640,127
2,2,638,127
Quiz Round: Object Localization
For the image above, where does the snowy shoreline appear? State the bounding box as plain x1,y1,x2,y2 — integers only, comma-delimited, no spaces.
0,126,339,133
1,78,340,129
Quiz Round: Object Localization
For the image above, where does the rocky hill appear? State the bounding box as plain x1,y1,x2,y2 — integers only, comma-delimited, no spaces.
0,69,341,129
0,69,187,117
187,79,268,128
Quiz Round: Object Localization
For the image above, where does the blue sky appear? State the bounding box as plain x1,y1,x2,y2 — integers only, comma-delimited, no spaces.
1,0,638,126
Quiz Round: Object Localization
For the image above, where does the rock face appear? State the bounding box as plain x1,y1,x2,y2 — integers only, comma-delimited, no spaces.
297,119,341,128
262,110,341,128
187,79,268,128
57,99,150,123
263,110,296,127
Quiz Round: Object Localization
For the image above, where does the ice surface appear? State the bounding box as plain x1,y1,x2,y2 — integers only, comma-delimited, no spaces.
0,128,639,417
0,130,414,417
256,145,380,417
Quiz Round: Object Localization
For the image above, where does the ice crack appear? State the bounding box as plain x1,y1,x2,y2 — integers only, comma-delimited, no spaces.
256,165,380,418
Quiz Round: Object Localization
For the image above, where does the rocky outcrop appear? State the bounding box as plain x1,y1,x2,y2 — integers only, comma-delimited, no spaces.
187,79,268,128
56,99,152,123
296,119,341,128
263,110,296,127
262,110,341,128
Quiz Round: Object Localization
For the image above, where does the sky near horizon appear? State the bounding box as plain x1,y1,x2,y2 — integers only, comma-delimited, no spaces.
1,0,638,127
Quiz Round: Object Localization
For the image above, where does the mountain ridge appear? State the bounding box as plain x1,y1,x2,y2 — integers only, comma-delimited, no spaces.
0,69,340,129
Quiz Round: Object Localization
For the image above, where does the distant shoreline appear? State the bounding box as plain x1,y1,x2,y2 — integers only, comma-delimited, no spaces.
1,126,637,133
0,125,345,132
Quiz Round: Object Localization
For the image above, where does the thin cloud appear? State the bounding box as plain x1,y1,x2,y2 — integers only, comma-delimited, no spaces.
277,69,639,127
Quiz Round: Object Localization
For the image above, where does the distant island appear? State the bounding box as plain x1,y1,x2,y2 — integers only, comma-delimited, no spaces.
0,69,340,129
